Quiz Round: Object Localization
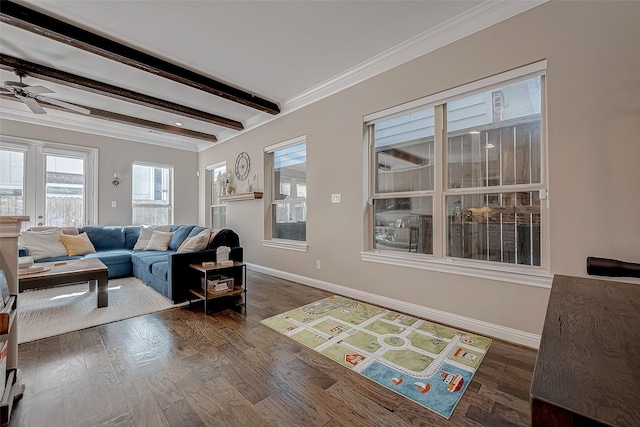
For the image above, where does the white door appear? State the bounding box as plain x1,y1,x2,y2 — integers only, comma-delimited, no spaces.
0,138,97,229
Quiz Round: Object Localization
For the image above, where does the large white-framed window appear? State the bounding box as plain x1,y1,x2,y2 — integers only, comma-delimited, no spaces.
207,161,227,229
0,136,98,228
131,162,173,225
363,62,550,286
263,135,307,251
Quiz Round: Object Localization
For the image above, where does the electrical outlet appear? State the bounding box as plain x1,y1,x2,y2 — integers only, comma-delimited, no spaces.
316,260,322,269
331,193,341,203
111,200,117,208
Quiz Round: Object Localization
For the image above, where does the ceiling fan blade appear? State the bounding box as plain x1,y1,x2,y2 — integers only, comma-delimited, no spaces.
26,85,55,95
38,96,90,115
3,80,26,88
16,95,46,114
0,87,12,93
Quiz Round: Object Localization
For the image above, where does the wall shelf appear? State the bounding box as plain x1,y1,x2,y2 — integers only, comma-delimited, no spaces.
219,192,263,202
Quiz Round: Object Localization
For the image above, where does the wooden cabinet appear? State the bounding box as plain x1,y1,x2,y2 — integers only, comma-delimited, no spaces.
531,275,640,426
0,216,28,426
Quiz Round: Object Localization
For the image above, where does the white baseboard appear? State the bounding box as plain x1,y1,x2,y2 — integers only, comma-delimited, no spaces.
247,263,541,349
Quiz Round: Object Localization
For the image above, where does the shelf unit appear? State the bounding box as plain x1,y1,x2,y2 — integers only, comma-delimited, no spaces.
0,216,28,426
189,261,247,313
219,192,263,202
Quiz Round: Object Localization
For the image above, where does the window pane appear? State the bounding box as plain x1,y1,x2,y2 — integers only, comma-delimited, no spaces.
132,164,171,225
212,165,227,204
211,205,226,229
133,164,170,203
272,202,306,241
0,149,24,216
446,192,541,266
211,165,227,228
45,155,84,227
374,197,433,254
447,77,541,189
374,108,435,193
274,143,306,201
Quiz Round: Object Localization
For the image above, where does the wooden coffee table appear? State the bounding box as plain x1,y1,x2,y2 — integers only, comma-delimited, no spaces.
19,258,109,308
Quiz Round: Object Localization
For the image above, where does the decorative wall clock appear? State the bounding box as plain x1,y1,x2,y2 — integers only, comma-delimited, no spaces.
235,152,250,181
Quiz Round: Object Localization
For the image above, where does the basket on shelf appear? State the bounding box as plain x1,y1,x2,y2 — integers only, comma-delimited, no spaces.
201,275,234,294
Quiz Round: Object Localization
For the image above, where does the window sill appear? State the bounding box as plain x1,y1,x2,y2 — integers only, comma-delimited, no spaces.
262,239,308,252
360,251,552,288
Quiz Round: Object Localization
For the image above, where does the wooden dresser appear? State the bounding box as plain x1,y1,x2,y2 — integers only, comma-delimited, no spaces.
531,275,640,426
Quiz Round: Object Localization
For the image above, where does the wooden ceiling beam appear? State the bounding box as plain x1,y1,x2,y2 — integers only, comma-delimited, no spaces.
0,1,280,115
0,54,243,131
1,93,217,142
379,148,429,165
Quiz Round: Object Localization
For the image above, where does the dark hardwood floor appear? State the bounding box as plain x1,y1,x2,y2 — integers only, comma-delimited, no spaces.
13,271,536,426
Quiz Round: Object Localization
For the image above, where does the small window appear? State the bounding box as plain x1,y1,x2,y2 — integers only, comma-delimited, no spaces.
265,137,307,244
132,163,172,225
210,163,227,229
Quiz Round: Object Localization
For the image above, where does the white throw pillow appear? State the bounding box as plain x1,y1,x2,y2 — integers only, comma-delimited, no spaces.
133,225,171,250
177,229,211,253
19,228,69,260
144,231,174,251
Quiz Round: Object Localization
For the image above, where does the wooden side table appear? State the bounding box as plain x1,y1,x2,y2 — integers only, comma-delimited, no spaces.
188,262,246,314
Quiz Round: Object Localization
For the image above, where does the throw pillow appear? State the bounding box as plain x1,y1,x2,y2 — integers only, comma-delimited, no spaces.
133,225,171,250
144,231,174,251
59,233,97,256
177,229,211,253
29,226,79,235
18,229,69,260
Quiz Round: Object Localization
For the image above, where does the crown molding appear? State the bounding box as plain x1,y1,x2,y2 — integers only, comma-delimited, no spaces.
0,104,208,152
1,0,547,152
213,0,548,147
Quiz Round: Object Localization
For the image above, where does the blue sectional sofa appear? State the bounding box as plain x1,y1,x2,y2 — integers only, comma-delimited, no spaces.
18,225,243,303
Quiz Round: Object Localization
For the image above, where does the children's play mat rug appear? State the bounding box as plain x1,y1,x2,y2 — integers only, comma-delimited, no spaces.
261,295,492,419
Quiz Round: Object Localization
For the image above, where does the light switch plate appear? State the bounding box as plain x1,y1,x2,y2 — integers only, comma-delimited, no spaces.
331,193,341,203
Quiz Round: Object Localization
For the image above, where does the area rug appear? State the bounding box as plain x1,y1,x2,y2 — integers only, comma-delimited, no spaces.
18,276,180,343
261,295,491,419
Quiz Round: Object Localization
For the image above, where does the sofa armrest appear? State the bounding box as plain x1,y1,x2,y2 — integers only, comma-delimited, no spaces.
167,246,243,303
18,244,29,257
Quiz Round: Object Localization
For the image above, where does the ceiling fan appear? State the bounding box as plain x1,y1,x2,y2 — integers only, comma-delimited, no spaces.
0,71,90,115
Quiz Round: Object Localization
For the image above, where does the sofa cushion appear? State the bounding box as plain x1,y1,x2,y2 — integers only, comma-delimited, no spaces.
168,225,195,251
177,229,210,253
19,229,69,260
124,226,141,249
59,233,96,256
187,226,208,238
132,251,174,273
133,225,171,250
85,250,133,265
151,261,169,281
81,226,125,251
144,231,174,251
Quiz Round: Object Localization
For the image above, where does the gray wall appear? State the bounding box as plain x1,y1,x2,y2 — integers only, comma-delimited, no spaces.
198,1,640,340
0,120,199,226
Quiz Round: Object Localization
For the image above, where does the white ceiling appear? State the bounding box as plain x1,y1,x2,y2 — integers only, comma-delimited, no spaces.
0,0,544,152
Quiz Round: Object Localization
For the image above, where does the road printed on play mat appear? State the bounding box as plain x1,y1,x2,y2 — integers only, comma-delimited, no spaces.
261,295,492,419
